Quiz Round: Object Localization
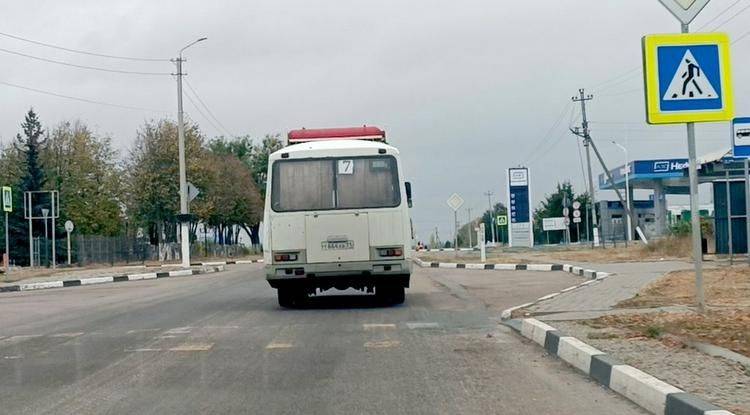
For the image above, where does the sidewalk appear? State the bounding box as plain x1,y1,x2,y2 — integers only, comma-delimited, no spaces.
528,260,691,320
522,260,749,415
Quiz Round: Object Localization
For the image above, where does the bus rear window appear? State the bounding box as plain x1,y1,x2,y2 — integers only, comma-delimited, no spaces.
271,156,401,212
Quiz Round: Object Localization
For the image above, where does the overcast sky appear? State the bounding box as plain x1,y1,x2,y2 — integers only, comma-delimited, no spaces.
1,0,748,241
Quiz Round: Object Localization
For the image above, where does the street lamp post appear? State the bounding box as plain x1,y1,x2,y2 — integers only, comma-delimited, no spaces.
612,141,632,242
173,37,207,268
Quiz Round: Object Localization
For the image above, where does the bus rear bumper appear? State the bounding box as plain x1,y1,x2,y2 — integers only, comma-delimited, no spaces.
266,260,411,289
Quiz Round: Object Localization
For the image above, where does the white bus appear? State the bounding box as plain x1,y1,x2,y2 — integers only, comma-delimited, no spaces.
263,126,413,308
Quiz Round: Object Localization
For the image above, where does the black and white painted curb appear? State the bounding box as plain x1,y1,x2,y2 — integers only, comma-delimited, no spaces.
190,259,263,266
0,265,225,294
414,258,612,277
506,318,735,415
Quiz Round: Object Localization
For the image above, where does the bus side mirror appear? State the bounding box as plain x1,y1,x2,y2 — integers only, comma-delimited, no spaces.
405,182,413,208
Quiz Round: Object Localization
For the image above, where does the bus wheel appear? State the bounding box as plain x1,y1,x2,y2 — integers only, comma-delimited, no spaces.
278,287,295,308
390,286,405,305
377,284,405,305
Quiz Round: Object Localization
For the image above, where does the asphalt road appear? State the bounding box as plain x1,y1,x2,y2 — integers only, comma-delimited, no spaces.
0,264,646,415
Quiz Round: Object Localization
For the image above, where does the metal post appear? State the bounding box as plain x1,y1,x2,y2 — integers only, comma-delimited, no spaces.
745,158,750,264
51,194,56,269
467,207,473,248
453,210,458,257
176,55,190,268
725,169,733,265
27,194,32,267
680,22,704,312
66,230,71,265
4,211,8,273
484,191,497,244
478,223,486,262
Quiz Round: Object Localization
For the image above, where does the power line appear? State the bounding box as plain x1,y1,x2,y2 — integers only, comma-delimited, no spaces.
0,46,171,75
520,102,572,165
696,0,747,30
708,1,750,31
0,31,170,62
184,79,235,137
0,79,170,113
182,88,225,136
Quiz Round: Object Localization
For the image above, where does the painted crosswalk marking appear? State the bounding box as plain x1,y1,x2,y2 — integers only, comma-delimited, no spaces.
364,340,400,349
265,342,294,350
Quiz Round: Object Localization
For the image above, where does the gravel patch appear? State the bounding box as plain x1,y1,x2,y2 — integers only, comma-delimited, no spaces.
552,320,750,415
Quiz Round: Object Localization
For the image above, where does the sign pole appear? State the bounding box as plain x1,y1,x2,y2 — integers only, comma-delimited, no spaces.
453,210,458,258
4,211,8,272
725,169,733,264
746,158,750,265
27,194,33,268
66,230,71,265
679,20,705,312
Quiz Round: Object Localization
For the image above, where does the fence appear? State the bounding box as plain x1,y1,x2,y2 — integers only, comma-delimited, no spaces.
75,235,156,266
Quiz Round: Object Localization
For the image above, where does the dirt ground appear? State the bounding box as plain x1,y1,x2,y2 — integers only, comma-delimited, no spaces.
417,236,691,264
578,265,750,358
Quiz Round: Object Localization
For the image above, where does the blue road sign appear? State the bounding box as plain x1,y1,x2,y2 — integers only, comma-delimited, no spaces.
732,117,750,159
642,33,734,124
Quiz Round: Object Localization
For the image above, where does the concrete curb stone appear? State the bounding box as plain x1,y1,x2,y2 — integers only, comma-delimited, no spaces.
0,265,225,295
505,317,736,415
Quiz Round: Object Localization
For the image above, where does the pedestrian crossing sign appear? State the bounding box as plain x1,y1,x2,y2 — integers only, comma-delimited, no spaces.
642,33,734,124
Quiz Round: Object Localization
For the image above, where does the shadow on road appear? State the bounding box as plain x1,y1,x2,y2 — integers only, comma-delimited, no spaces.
288,293,404,310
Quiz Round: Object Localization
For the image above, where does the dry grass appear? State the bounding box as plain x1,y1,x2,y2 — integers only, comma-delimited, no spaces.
596,265,750,358
586,311,750,358
618,265,750,308
416,236,691,265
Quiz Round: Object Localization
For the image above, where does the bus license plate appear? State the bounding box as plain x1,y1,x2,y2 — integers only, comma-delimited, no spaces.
321,240,354,250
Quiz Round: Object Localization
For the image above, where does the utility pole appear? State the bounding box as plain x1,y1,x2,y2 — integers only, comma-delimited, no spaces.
484,191,497,244
172,37,207,268
572,89,600,247
467,207,473,248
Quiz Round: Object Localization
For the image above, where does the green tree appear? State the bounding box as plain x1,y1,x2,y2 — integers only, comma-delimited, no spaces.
125,119,214,245
533,182,590,244
43,121,123,236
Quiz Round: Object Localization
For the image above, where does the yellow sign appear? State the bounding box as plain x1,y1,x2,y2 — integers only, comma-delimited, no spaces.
642,33,734,124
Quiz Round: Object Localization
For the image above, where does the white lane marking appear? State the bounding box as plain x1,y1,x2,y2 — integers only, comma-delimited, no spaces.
406,322,440,329
126,328,161,335
364,340,401,349
265,342,293,350
4,355,23,359
169,343,213,352
49,332,85,338
164,327,192,335
363,323,396,330
125,348,162,352
0,335,42,345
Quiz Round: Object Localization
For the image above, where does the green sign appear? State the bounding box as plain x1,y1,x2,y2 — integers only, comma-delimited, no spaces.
497,215,507,226
2,187,11,212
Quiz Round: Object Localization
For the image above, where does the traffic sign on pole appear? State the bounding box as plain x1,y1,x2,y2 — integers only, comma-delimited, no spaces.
657,0,711,25
446,193,464,212
642,32,734,124
496,215,507,226
2,187,11,212
732,117,750,158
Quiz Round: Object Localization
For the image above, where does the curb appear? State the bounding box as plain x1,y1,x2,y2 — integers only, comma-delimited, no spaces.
506,318,736,415
413,258,614,320
0,265,226,294
190,259,263,266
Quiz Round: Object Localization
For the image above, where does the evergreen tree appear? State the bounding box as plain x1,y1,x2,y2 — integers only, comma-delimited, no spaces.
16,109,46,192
